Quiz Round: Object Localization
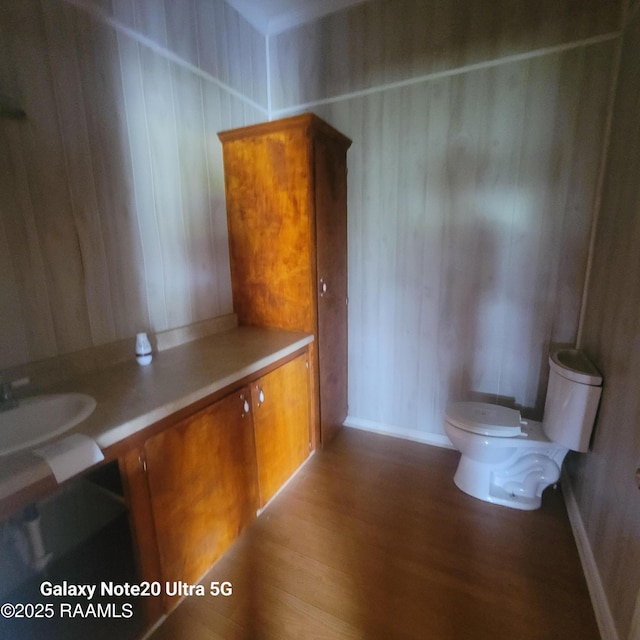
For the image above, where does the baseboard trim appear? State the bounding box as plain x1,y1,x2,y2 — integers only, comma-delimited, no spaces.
343,416,455,450
561,470,618,640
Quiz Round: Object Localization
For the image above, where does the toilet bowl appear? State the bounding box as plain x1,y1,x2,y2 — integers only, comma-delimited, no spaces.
443,348,602,510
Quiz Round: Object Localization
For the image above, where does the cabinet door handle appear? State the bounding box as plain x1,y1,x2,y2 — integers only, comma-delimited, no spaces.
319,278,327,296
258,388,265,404
240,393,251,418
138,453,147,473
240,392,250,417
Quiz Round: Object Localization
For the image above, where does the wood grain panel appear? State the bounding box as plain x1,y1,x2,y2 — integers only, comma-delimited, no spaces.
314,130,349,444
111,0,135,26
0,121,57,362
269,0,622,110
252,353,311,506
2,0,93,355
339,92,384,423
568,10,640,640
172,64,219,322
119,446,164,627
385,86,427,431
0,0,265,371
144,388,259,610
111,0,267,108
435,68,491,415
0,214,28,368
139,45,193,330
164,0,199,67
415,78,452,431
226,1,267,108
201,85,237,315
74,9,150,340
41,0,116,346
317,39,614,435
116,31,167,331
221,124,316,332
132,0,169,47
204,88,265,318
554,42,616,341
375,90,402,425
459,60,528,416
498,53,567,413
193,0,219,79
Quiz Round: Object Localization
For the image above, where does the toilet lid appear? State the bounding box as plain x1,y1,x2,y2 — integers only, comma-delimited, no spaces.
445,402,524,437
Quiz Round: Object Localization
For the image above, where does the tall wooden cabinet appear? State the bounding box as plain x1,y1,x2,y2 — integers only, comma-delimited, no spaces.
219,114,351,446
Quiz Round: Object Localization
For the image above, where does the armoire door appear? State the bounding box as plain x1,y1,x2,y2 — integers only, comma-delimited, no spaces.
314,133,349,444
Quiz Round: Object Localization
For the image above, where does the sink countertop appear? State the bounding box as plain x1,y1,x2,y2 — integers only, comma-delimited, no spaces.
0,326,313,516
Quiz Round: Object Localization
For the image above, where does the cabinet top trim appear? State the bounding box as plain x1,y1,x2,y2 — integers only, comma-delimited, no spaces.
218,113,352,149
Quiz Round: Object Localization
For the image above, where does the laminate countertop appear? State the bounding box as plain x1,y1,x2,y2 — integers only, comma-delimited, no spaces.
0,326,313,519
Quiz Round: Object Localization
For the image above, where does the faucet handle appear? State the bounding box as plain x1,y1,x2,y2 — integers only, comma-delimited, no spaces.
0,376,29,398
0,381,11,399
0,381,16,410
0,376,27,411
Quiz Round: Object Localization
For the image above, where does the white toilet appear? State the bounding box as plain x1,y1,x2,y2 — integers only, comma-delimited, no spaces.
443,348,602,510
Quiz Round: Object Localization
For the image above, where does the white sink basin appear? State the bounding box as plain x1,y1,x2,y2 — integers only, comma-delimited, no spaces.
0,393,96,456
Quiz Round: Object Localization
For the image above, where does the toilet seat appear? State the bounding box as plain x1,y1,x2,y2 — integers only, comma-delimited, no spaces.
445,402,524,437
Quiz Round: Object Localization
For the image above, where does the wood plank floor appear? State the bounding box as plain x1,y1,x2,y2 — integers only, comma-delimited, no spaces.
149,427,599,640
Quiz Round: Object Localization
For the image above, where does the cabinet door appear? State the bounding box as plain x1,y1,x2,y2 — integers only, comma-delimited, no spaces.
252,354,311,507
314,133,349,445
144,388,258,609
119,446,164,626
223,126,315,333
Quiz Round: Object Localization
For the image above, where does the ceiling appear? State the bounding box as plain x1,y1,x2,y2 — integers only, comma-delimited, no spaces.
225,0,369,35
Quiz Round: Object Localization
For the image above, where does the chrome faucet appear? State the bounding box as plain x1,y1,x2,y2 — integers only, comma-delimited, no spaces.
0,381,19,412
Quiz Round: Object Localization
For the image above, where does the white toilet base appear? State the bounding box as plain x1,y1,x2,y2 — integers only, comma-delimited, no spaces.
453,451,564,511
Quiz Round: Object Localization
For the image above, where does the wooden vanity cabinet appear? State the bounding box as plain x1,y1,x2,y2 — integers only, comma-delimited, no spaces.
143,387,258,610
120,351,312,622
219,114,351,447
121,386,258,614
252,352,311,507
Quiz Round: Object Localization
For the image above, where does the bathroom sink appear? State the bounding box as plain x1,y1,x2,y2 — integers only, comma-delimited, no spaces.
0,393,96,456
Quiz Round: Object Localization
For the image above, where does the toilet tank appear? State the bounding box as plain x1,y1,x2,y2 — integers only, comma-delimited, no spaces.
542,348,602,452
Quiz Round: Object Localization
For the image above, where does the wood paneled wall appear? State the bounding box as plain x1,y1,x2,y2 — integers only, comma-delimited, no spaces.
269,0,621,111
568,7,640,640
1,0,635,634
268,0,620,434
319,43,615,430
95,0,268,109
0,0,265,370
